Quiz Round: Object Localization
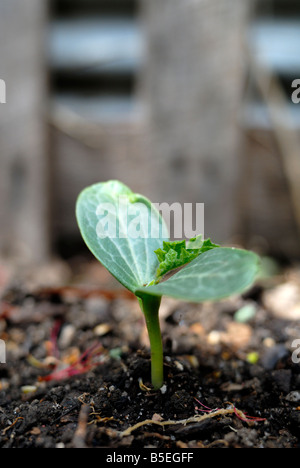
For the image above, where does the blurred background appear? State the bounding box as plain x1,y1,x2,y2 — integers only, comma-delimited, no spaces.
0,0,300,271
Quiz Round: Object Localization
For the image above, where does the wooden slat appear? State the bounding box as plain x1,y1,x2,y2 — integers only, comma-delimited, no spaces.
0,0,49,263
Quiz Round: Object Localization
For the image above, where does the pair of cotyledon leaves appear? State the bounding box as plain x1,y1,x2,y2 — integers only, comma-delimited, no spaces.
76,180,260,302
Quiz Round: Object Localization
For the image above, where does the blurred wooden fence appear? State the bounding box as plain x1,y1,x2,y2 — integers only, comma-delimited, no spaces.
0,0,299,264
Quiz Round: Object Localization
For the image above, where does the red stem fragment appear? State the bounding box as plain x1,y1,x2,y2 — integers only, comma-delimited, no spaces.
49,319,63,359
38,343,104,382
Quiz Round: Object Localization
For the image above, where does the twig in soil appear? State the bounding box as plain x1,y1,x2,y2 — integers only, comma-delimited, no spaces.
1,417,24,435
88,413,115,425
78,393,91,405
194,398,266,423
204,439,229,448
142,432,171,441
120,404,266,438
138,377,152,392
72,404,90,449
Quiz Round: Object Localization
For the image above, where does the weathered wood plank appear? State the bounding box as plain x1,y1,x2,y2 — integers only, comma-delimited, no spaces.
139,0,251,244
0,0,49,263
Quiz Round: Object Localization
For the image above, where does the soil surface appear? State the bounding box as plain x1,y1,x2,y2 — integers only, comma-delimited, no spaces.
0,257,300,449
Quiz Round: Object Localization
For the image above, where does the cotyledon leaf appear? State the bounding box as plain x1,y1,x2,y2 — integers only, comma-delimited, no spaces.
136,247,260,302
76,180,169,293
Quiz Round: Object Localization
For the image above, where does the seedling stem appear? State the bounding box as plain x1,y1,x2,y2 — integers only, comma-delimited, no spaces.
138,294,163,390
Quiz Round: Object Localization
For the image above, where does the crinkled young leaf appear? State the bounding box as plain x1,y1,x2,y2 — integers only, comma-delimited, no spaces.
154,236,220,281
136,247,260,302
76,180,169,293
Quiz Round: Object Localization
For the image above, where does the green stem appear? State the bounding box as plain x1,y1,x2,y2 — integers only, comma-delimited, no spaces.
138,294,164,390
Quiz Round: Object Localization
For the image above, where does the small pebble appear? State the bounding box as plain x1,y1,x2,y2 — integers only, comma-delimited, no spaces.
58,324,76,349
247,352,259,365
285,391,300,402
21,386,37,395
234,303,256,323
174,360,184,371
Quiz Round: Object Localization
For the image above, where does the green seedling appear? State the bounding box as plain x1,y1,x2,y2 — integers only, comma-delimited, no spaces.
76,180,260,390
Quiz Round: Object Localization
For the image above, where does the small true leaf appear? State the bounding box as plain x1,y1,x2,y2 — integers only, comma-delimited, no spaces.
154,236,220,281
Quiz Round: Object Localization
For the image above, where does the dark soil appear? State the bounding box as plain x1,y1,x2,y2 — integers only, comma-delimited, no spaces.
0,259,300,448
